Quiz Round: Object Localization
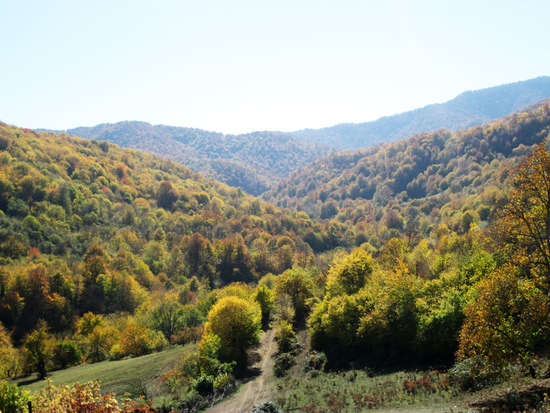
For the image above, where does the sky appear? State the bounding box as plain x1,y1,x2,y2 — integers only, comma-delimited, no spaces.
1,0,549,135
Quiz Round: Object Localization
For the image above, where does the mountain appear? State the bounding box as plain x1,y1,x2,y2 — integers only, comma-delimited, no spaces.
291,76,550,149
55,77,550,198
62,122,332,196
264,99,550,232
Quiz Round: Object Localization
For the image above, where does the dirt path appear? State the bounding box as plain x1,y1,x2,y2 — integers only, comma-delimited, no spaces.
205,329,277,413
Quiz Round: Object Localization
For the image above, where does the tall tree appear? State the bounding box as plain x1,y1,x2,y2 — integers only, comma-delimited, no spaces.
24,320,55,379
495,143,550,284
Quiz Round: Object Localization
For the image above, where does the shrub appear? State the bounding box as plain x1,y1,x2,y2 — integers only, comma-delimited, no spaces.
275,320,296,354
0,381,31,413
273,353,295,377
250,401,284,413
449,357,517,391
171,390,204,412
302,351,327,372
193,375,214,396
33,381,120,413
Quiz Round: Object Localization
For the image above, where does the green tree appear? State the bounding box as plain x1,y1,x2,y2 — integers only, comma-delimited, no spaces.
254,285,274,327
24,320,55,379
274,267,314,319
149,300,183,340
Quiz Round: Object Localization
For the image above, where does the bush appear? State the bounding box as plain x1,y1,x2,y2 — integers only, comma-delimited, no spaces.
302,351,327,372
273,353,295,377
0,381,31,413
449,357,518,391
193,375,214,396
250,400,284,413
171,390,204,412
33,381,120,413
275,320,296,354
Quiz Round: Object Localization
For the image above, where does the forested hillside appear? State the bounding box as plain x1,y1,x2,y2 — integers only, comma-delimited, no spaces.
265,99,550,239
62,122,332,196
53,78,550,200
5,100,550,412
292,76,550,149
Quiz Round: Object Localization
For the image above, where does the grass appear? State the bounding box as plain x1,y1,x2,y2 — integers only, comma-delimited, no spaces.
11,344,196,402
273,367,461,412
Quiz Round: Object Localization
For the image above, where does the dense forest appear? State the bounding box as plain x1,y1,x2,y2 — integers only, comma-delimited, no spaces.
61,122,332,196
50,77,550,200
3,99,550,412
265,99,550,238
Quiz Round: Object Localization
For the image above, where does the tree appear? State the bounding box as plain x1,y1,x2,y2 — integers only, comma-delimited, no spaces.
325,249,373,298
0,321,21,378
118,323,166,357
274,267,314,319
204,296,261,365
457,264,550,366
24,320,55,379
215,235,255,285
254,285,274,327
495,144,550,283
149,300,183,340
157,180,178,210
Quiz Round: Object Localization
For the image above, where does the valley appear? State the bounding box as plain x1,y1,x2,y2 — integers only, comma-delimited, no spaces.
2,81,550,412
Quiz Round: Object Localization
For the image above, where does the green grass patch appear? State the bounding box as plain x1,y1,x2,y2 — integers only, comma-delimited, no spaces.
12,344,195,401
273,367,458,412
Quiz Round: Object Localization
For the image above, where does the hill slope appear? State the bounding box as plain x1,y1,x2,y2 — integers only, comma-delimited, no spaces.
63,122,332,196
0,122,331,344
264,99,550,228
292,76,550,149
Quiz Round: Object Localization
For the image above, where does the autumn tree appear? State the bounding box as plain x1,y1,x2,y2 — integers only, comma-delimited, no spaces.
157,180,178,210
325,249,373,298
0,321,21,378
273,267,315,319
215,235,255,285
495,144,550,283
204,296,261,365
24,320,55,379
457,264,550,366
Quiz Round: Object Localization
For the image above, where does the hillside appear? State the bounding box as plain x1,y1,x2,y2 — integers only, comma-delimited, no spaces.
5,100,550,412
292,76,550,149
0,122,341,346
62,122,332,196
264,99,550,234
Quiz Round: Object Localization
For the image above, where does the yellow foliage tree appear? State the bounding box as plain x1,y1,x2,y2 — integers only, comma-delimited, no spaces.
457,264,550,366
204,295,261,365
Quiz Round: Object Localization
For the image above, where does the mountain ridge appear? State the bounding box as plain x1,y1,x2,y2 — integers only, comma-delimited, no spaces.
42,76,550,197
291,76,550,149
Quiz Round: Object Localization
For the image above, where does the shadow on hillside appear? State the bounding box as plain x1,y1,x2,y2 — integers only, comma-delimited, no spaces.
235,366,262,382
321,345,454,375
15,375,42,386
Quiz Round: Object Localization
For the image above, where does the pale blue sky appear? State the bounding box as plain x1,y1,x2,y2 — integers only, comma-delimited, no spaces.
1,1,548,134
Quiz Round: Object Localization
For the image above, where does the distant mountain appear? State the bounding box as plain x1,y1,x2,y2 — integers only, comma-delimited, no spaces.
58,77,550,196
291,76,550,149
62,122,332,196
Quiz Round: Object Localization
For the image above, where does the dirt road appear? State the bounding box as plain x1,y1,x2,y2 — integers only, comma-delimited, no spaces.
205,329,277,413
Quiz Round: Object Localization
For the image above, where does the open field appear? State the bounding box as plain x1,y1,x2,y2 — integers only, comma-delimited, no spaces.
12,344,195,400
